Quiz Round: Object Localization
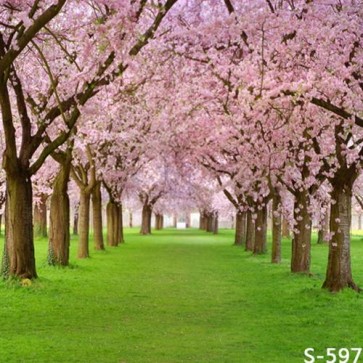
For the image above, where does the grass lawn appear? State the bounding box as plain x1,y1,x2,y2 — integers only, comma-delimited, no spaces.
1,228,363,363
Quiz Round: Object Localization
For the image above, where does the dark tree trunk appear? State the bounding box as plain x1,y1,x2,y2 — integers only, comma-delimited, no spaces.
140,203,152,235
78,190,91,258
317,209,329,244
291,190,311,273
282,217,290,238
254,205,267,254
272,195,282,264
199,212,206,230
173,215,177,228
234,211,246,246
0,213,2,236
48,159,71,266
213,212,218,234
322,182,359,292
92,182,104,250
245,210,255,251
34,194,47,238
155,213,163,230
107,200,119,247
206,213,214,232
73,203,79,235
129,211,133,228
1,173,37,279
119,203,124,244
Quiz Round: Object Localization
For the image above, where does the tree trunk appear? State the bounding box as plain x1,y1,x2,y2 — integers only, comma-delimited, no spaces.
92,182,104,250
234,211,246,246
107,200,119,247
0,213,2,236
291,191,311,273
155,213,162,230
272,195,282,263
48,160,71,266
282,217,290,238
245,210,255,251
254,205,267,254
140,203,152,235
34,194,47,238
173,215,177,228
322,182,359,292
199,212,206,230
119,203,124,244
213,212,218,234
73,203,79,235
129,211,133,228
78,190,91,258
317,209,329,244
1,173,36,279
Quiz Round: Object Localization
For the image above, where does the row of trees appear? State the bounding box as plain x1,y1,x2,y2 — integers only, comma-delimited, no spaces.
0,0,362,294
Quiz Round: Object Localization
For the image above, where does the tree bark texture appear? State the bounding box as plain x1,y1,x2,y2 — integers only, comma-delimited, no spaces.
271,195,282,264
317,209,329,244
78,190,91,258
48,160,71,266
140,203,152,235
254,205,267,255
129,211,133,228
92,182,104,250
107,200,120,247
282,217,290,238
322,183,359,292
213,212,218,234
234,211,246,246
73,203,79,235
34,194,47,238
2,174,37,278
291,191,311,273
155,213,163,230
245,210,255,251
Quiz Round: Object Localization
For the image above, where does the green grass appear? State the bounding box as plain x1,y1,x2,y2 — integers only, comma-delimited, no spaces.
1,228,363,362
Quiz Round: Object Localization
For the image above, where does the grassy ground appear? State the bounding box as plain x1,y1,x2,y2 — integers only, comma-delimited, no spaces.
0,228,363,363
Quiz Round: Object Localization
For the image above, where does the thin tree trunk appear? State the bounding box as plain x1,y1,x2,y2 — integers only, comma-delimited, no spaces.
129,211,133,228
140,203,152,235
119,203,124,244
73,203,79,235
0,213,2,236
92,182,104,250
199,212,206,230
317,209,329,244
78,190,91,258
282,217,290,238
245,210,255,251
173,215,177,228
234,211,246,246
291,191,311,273
322,182,359,292
254,205,267,254
186,214,191,228
272,194,282,263
213,212,218,234
107,200,119,246
34,194,47,238
155,213,162,230
48,159,71,266
1,174,36,279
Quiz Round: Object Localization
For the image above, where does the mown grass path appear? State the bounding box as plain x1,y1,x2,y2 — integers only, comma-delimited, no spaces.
1,228,363,362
